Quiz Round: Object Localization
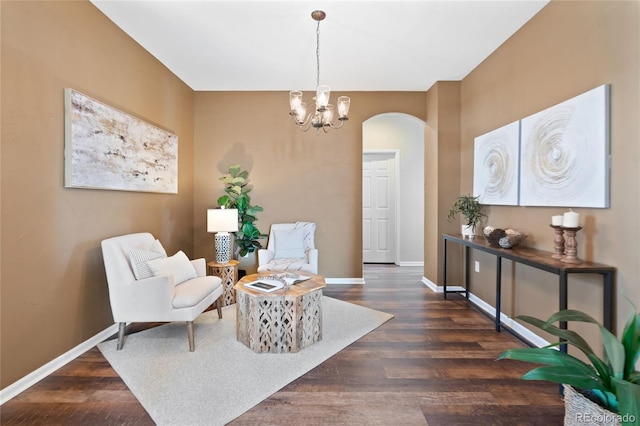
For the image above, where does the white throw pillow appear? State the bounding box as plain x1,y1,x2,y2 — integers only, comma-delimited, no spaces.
273,228,306,259
147,250,197,285
129,239,167,280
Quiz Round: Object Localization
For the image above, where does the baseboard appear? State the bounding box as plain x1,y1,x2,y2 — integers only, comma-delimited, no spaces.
422,276,550,348
325,277,366,285
0,323,121,405
421,276,465,293
397,261,424,267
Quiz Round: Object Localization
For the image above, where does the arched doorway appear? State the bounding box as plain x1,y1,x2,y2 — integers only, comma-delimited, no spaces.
362,113,425,266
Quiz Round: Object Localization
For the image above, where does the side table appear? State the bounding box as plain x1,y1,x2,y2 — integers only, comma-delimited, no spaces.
207,260,239,306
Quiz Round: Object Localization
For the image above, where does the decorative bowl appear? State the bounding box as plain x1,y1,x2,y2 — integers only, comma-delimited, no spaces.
484,227,507,246
483,226,526,249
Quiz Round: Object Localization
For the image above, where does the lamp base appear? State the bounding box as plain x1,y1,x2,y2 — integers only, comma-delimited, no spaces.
215,232,232,264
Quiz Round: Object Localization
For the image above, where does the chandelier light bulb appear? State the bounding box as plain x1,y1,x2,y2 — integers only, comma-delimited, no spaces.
315,85,331,110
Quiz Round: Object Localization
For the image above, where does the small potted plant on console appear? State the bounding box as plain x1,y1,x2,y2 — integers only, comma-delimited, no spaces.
447,194,486,238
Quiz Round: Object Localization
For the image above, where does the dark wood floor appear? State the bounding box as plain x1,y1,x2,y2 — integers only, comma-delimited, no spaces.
1,264,565,425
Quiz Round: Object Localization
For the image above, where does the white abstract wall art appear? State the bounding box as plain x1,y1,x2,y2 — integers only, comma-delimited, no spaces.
473,121,520,206
519,84,610,208
64,88,178,194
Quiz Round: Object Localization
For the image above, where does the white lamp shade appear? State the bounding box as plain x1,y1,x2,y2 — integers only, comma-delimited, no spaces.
295,102,307,123
289,90,303,112
207,208,238,233
322,104,334,124
337,96,350,118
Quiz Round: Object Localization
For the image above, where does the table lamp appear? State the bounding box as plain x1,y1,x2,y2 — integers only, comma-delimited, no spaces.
207,208,238,263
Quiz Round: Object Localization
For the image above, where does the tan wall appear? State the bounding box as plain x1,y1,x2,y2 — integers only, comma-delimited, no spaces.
424,81,464,285
460,0,639,341
1,1,195,388
193,92,426,278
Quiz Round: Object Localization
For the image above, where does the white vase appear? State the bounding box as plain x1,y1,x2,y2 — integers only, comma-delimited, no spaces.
461,224,476,238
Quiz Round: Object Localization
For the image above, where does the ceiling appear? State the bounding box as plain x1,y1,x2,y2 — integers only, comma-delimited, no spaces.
90,0,549,92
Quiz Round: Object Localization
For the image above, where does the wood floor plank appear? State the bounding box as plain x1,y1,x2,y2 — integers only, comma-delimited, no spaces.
1,265,564,425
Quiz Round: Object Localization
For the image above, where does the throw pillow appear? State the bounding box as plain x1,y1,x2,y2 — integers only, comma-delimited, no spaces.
129,239,167,280
295,221,316,249
273,228,306,259
147,250,197,286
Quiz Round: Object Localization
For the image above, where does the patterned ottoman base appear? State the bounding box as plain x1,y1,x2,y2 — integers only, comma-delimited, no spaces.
235,274,325,353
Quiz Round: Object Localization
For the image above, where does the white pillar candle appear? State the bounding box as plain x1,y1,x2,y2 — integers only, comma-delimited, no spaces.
552,215,564,226
563,211,580,228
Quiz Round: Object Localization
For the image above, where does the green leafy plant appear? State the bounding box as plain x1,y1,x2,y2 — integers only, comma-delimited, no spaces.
498,306,640,425
217,165,267,258
447,194,486,228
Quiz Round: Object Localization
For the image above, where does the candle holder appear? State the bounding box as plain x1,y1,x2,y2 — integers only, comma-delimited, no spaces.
561,226,583,264
550,225,565,259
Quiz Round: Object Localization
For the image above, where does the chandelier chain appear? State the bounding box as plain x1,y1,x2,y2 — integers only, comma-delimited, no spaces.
316,20,321,88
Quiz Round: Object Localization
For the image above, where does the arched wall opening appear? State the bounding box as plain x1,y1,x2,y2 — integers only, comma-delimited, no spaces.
362,113,425,267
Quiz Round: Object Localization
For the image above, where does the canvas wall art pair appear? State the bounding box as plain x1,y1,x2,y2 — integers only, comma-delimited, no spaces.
472,84,610,208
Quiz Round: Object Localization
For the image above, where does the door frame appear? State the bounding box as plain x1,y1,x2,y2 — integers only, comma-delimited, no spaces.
363,149,401,265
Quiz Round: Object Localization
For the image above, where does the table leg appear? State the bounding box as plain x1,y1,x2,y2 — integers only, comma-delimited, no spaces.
495,256,502,332
603,271,614,333
559,271,568,353
443,238,448,299
465,246,470,300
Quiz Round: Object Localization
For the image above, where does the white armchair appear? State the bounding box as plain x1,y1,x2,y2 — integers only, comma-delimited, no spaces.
101,232,223,351
257,222,318,274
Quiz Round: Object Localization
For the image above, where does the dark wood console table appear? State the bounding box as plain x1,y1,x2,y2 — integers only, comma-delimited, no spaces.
442,233,615,334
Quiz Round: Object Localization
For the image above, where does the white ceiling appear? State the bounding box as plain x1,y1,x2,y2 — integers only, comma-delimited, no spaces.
90,0,549,92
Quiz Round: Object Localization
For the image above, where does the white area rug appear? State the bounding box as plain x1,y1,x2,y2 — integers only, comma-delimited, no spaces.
98,296,393,425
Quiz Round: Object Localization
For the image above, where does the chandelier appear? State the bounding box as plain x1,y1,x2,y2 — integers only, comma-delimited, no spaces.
289,10,350,133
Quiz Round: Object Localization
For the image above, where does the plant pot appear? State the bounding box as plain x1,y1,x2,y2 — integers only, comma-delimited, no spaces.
461,224,476,238
237,252,258,275
563,385,621,426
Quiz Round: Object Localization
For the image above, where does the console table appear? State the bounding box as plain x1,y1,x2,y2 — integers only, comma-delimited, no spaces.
442,233,615,333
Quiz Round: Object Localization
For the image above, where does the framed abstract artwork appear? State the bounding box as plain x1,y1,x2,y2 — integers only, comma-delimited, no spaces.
64,88,178,193
473,121,520,206
519,84,610,207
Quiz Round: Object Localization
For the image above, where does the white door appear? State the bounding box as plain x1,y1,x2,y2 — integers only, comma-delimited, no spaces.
363,152,396,263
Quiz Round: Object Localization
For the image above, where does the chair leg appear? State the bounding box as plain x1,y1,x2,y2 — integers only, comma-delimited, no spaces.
187,321,195,352
216,295,223,319
117,322,126,350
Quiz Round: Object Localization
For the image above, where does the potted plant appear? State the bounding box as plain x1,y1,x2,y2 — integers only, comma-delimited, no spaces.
447,194,486,237
217,165,267,262
498,307,640,425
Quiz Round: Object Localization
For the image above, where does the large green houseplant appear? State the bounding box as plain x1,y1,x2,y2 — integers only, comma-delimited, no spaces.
217,165,267,258
498,306,640,425
447,194,486,236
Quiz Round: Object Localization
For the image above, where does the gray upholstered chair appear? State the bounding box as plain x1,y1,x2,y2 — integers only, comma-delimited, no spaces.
257,222,318,274
101,232,223,351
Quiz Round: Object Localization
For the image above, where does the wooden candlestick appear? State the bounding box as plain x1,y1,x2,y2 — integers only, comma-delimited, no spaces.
561,226,583,264
550,225,565,259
